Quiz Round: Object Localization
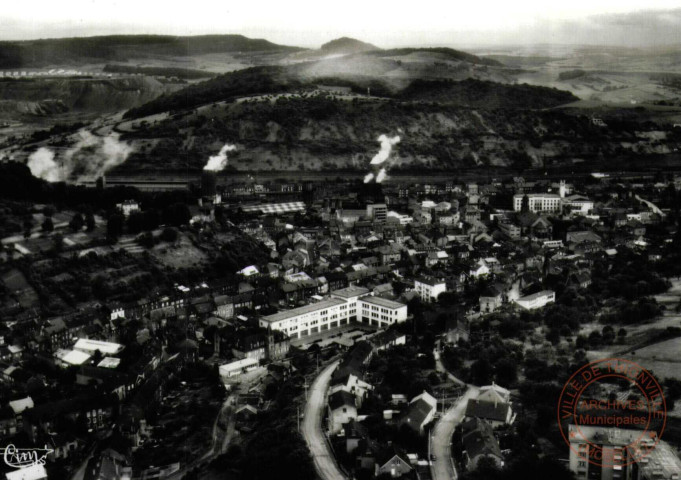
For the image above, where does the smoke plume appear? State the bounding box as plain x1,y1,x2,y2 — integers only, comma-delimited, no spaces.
376,168,387,183
28,148,61,182
370,134,400,165
27,131,133,182
65,131,133,180
364,134,401,183
204,144,237,171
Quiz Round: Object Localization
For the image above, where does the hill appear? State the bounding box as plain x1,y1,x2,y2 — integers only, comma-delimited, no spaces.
112,82,607,175
320,37,380,54
123,66,303,119
0,76,183,116
0,34,302,69
400,78,577,108
370,47,502,66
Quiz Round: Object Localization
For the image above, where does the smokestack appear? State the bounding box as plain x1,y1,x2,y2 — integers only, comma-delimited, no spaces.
201,171,217,197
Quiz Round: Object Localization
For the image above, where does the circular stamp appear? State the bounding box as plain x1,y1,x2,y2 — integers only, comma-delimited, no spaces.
557,358,666,468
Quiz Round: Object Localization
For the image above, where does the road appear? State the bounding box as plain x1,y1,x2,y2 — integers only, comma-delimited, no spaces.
430,385,479,480
434,340,466,387
431,340,478,480
302,360,347,480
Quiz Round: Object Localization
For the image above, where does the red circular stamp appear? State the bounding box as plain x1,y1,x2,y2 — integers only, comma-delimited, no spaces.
557,358,666,468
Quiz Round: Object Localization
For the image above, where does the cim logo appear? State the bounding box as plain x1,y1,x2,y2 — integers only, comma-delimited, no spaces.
2,444,53,468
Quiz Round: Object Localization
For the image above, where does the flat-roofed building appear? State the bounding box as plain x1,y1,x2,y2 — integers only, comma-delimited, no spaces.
73,338,124,356
513,193,561,213
514,290,555,310
260,287,407,339
358,296,408,327
414,276,447,303
568,425,657,480
219,358,259,378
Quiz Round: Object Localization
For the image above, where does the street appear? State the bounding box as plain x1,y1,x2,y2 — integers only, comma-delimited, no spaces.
430,386,480,480
302,359,348,480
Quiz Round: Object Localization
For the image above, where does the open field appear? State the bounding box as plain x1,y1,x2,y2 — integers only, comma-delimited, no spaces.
150,233,208,269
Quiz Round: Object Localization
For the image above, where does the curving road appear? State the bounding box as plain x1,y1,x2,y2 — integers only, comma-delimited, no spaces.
430,386,479,480
302,360,348,480
431,340,479,480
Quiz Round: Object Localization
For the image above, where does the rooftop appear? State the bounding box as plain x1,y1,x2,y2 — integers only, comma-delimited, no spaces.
331,286,370,299
517,290,555,302
74,338,124,355
260,298,347,324
415,275,445,287
360,296,406,310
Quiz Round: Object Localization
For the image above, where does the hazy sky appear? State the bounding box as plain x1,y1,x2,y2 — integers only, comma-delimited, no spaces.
2,0,681,48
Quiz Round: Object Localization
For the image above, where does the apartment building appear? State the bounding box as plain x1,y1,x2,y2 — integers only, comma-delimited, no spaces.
414,276,447,303
567,425,681,480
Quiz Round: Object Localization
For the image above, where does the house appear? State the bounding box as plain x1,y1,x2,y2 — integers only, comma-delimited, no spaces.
479,286,503,313
328,390,357,434
219,358,259,378
461,417,504,471
414,276,446,303
464,398,515,427
235,404,258,423
400,391,437,434
343,419,369,454
477,383,511,404
369,329,406,351
376,446,413,478
514,290,555,310
0,405,17,436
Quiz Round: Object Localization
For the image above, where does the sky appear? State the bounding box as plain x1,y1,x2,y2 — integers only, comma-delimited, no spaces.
1,0,681,48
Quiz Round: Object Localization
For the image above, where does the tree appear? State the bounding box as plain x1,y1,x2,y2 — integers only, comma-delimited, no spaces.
127,211,145,234
470,358,493,385
521,194,530,213
161,227,178,243
107,214,125,241
52,234,64,253
495,358,518,386
85,213,96,231
41,217,54,232
69,213,84,232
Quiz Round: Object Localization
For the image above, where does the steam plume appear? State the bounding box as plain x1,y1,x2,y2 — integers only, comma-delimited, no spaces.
28,148,61,182
204,144,237,171
65,131,133,180
376,168,388,183
370,134,400,165
364,134,401,183
27,131,133,182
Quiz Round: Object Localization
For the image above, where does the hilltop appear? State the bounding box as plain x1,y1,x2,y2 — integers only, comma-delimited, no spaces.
0,34,302,69
320,37,380,54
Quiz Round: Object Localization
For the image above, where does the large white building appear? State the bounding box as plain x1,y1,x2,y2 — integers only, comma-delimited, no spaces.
259,286,407,339
514,290,555,310
513,193,562,213
414,276,447,303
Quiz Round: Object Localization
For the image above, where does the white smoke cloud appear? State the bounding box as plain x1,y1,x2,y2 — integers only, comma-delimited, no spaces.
28,147,61,182
204,144,237,171
376,168,388,183
27,131,134,182
370,134,400,165
364,134,401,183
65,131,133,180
